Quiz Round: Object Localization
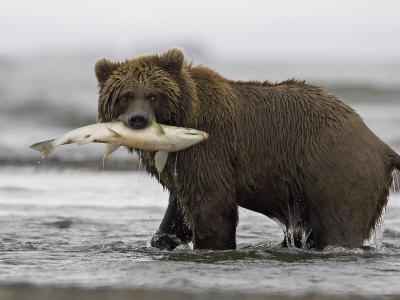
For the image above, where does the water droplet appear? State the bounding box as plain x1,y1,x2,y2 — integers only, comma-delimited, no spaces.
394,170,399,192
301,229,312,249
174,151,178,176
286,204,295,247
369,211,385,250
137,150,142,197
138,149,142,174
391,170,400,206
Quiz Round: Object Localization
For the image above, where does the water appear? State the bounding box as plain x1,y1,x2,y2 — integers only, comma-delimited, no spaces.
174,151,178,176
0,166,400,298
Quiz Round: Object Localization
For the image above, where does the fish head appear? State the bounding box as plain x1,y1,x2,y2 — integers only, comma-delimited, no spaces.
164,126,209,147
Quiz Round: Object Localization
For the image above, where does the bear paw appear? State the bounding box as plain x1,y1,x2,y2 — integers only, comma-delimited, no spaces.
150,230,184,250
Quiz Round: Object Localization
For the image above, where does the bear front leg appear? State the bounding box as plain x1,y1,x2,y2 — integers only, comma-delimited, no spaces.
176,149,239,250
181,185,238,250
150,194,192,250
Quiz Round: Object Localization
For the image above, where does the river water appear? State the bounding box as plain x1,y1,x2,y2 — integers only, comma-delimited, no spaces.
0,166,400,299
0,167,400,298
0,54,400,299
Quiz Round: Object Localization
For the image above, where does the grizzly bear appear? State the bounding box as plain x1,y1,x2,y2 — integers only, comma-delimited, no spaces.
95,48,400,250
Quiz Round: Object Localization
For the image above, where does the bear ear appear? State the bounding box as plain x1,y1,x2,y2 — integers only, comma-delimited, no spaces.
94,58,119,85
158,48,185,71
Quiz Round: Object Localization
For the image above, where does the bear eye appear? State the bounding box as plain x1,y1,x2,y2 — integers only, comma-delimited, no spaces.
147,94,156,101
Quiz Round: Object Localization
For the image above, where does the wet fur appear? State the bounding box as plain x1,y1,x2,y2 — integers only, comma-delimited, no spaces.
96,49,400,250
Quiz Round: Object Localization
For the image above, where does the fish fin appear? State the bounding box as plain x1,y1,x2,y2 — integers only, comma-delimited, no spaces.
155,151,168,173
152,121,165,135
106,127,121,138
104,143,120,156
29,139,56,159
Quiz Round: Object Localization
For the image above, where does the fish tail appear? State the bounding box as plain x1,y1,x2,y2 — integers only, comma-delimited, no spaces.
29,139,56,158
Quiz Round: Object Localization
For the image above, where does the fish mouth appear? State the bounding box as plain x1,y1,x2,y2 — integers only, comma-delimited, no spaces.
202,132,209,140
184,132,208,140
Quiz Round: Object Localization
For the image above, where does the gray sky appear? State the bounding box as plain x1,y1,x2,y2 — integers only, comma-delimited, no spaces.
1,0,399,63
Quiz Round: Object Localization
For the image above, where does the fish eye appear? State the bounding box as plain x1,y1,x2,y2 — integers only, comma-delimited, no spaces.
183,128,199,135
122,94,129,102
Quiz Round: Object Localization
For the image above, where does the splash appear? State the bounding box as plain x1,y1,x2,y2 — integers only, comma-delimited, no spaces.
283,226,312,249
368,208,386,250
391,170,400,207
278,204,312,249
285,228,295,248
391,170,400,239
392,170,400,193
301,229,312,249
286,204,295,247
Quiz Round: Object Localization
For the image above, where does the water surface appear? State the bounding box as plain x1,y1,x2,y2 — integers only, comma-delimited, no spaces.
0,167,400,298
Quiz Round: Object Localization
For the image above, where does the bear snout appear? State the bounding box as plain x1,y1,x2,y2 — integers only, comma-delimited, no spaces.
128,112,149,129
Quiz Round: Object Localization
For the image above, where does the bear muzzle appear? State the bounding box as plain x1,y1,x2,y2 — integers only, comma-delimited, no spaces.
128,112,149,129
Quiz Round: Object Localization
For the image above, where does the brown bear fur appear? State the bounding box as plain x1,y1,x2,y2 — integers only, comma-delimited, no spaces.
95,48,400,250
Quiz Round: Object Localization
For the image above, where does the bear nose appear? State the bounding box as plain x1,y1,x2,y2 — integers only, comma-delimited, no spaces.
128,112,149,129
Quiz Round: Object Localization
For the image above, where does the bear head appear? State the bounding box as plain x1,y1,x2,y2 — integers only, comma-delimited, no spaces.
95,48,195,129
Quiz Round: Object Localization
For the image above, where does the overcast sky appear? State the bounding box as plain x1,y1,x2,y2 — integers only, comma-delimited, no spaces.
1,0,399,64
